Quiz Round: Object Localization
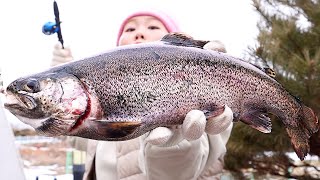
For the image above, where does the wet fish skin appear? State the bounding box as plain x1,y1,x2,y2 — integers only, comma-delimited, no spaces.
4,34,318,160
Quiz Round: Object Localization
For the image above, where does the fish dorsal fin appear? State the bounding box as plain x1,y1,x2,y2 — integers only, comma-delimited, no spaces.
161,32,209,48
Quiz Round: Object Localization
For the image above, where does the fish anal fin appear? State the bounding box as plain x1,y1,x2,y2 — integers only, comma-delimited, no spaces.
161,32,209,48
239,109,272,133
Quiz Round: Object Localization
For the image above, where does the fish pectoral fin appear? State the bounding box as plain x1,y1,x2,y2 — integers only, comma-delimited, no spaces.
160,32,209,49
239,109,272,133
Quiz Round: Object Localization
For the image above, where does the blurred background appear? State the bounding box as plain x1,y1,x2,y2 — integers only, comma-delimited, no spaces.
0,0,319,179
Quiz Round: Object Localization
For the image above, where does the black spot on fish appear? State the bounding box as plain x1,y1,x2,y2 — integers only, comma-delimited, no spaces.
118,65,127,72
116,95,127,106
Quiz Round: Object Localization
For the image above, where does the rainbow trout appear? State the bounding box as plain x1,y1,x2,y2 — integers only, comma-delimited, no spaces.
4,33,318,160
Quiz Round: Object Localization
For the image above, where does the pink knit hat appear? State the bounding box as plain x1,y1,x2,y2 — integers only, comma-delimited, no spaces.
116,10,180,46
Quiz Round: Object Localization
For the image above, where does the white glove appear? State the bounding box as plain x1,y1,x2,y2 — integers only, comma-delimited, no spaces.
143,105,233,147
139,105,233,179
203,40,227,53
51,43,73,66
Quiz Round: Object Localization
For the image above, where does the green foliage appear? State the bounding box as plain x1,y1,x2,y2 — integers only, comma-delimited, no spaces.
225,0,320,174
225,117,292,171
251,0,320,109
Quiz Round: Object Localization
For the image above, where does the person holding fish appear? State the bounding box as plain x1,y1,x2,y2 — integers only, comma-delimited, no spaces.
50,9,233,180
4,4,318,180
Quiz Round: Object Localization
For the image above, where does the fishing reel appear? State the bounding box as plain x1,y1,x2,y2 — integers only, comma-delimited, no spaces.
42,22,60,35
42,1,64,48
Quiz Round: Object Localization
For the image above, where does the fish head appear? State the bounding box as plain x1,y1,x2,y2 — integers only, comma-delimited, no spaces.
4,72,88,136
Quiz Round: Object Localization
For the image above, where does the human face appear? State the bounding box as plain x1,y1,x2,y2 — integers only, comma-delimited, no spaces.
118,16,169,46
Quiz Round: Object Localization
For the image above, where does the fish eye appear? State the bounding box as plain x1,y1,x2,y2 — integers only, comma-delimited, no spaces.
24,79,40,93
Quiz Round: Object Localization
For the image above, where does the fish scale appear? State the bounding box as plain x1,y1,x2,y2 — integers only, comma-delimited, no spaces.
4,33,318,160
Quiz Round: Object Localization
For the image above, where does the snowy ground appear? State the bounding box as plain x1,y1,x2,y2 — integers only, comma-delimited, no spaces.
15,136,75,180
9,127,320,180
24,168,73,180
19,139,320,180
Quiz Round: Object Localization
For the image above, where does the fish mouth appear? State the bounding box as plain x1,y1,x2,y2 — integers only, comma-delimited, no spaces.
4,91,37,113
16,94,37,109
4,91,51,129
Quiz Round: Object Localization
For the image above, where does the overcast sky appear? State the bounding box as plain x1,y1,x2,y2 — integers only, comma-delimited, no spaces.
0,0,260,126
0,0,260,85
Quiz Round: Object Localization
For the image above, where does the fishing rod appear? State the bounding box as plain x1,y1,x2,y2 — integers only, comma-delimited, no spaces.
42,1,64,48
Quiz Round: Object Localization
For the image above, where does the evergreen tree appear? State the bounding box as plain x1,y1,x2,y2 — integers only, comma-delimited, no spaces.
225,0,320,177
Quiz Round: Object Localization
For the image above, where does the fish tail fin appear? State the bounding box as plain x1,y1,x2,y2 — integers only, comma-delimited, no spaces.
286,105,318,160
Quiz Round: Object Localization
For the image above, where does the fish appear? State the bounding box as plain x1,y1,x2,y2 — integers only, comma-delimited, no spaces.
3,33,318,160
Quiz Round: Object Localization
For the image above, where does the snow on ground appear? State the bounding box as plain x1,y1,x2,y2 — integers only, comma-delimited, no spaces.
24,167,73,180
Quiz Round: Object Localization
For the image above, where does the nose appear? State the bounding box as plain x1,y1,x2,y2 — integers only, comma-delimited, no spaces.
135,32,145,40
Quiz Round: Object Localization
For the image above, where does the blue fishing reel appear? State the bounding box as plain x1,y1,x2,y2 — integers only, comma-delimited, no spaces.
42,22,59,35
42,1,64,48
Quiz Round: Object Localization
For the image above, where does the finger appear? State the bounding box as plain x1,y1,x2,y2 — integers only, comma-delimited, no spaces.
53,48,72,57
54,43,63,50
183,110,206,141
145,127,173,146
203,40,226,53
52,55,73,63
54,43,71,50
205,105,233,135
51,57,73,67
53,43,72,56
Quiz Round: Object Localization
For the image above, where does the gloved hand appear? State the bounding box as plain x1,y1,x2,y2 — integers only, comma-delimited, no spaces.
143,105,233,147
203,40,227,53
51,43,73,66
139,105,233,179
